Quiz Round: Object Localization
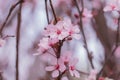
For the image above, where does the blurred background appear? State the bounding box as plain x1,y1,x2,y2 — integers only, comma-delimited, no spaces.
0,0,120,80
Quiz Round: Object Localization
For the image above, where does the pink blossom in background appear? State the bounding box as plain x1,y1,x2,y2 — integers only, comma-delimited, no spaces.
74,8,93,23
82,8,93,18
86,69,98,80
60,51,72,64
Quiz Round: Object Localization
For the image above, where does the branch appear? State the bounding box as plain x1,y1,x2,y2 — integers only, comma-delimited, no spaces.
74,0,94,69
45,0,50,24
0,0,24,36
97,16,120,79
16,0,23,80
49,0,57,23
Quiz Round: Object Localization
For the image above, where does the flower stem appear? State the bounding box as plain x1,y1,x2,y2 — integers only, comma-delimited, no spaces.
49,0,57,23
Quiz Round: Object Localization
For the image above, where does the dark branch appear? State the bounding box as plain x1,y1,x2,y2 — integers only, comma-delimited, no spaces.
16,0,23,80
0,0,24,36
45,0,50,24
49,0,57,23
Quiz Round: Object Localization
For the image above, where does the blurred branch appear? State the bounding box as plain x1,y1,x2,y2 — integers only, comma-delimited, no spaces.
45,0,50,24
0,0,24,37
0,72,3,80
74,0,94,69
16,0,23,80
96,13,120,79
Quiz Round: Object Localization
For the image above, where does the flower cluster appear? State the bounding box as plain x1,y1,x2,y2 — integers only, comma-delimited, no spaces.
45,51,80,79
35,18,81,79
35,18,80,55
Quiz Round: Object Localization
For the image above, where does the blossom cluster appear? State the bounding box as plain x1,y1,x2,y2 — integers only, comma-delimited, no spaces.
36,18,81,55
35,18,81,79
45,51,80,80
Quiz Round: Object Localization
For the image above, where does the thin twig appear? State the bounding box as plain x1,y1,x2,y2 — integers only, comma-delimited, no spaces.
49,0,57,23
45,0,50,24
74,0,94,69
16,0,23,80
0,1,23,36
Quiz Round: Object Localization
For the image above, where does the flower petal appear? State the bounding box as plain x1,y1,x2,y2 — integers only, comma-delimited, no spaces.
51,70,59,78
61,76,69,80
73,70,80,78
45,66,55,71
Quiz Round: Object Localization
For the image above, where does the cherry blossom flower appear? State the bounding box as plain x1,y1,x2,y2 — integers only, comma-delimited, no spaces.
103,0,120,13
60,51,72,64
103,3,119,12
82,8,93,18
68,58,80,78
45,58,66,78
35,37,58,55
86,69,98,80
44,18,81,40
0,38,5,47
37,37,51,53
74,8,93,23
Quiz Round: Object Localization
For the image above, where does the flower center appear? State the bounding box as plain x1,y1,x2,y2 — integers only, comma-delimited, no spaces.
70,66,75,71
55,64,59,70
57,30,61,35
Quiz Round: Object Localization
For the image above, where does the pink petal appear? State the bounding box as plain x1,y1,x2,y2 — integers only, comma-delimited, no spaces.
69,70,74,77
103,6,112,12
69,58,79,66
33,53,42,56
61,76,69,80
51,70,59,78
59,64,66,72
45,66,55,71
73,70,80,78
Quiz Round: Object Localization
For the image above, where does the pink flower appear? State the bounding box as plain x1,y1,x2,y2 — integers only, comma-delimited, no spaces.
36,37,58,55
103,3,119,12
68,58,80,78
45,58,66,78
87,69,98,80
60,51,72,64
44,18,81,40
37,37,51,54
0,38,5,47
82,8,93,18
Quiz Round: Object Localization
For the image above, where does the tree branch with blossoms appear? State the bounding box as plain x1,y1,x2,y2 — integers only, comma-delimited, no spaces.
74,0,94,69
